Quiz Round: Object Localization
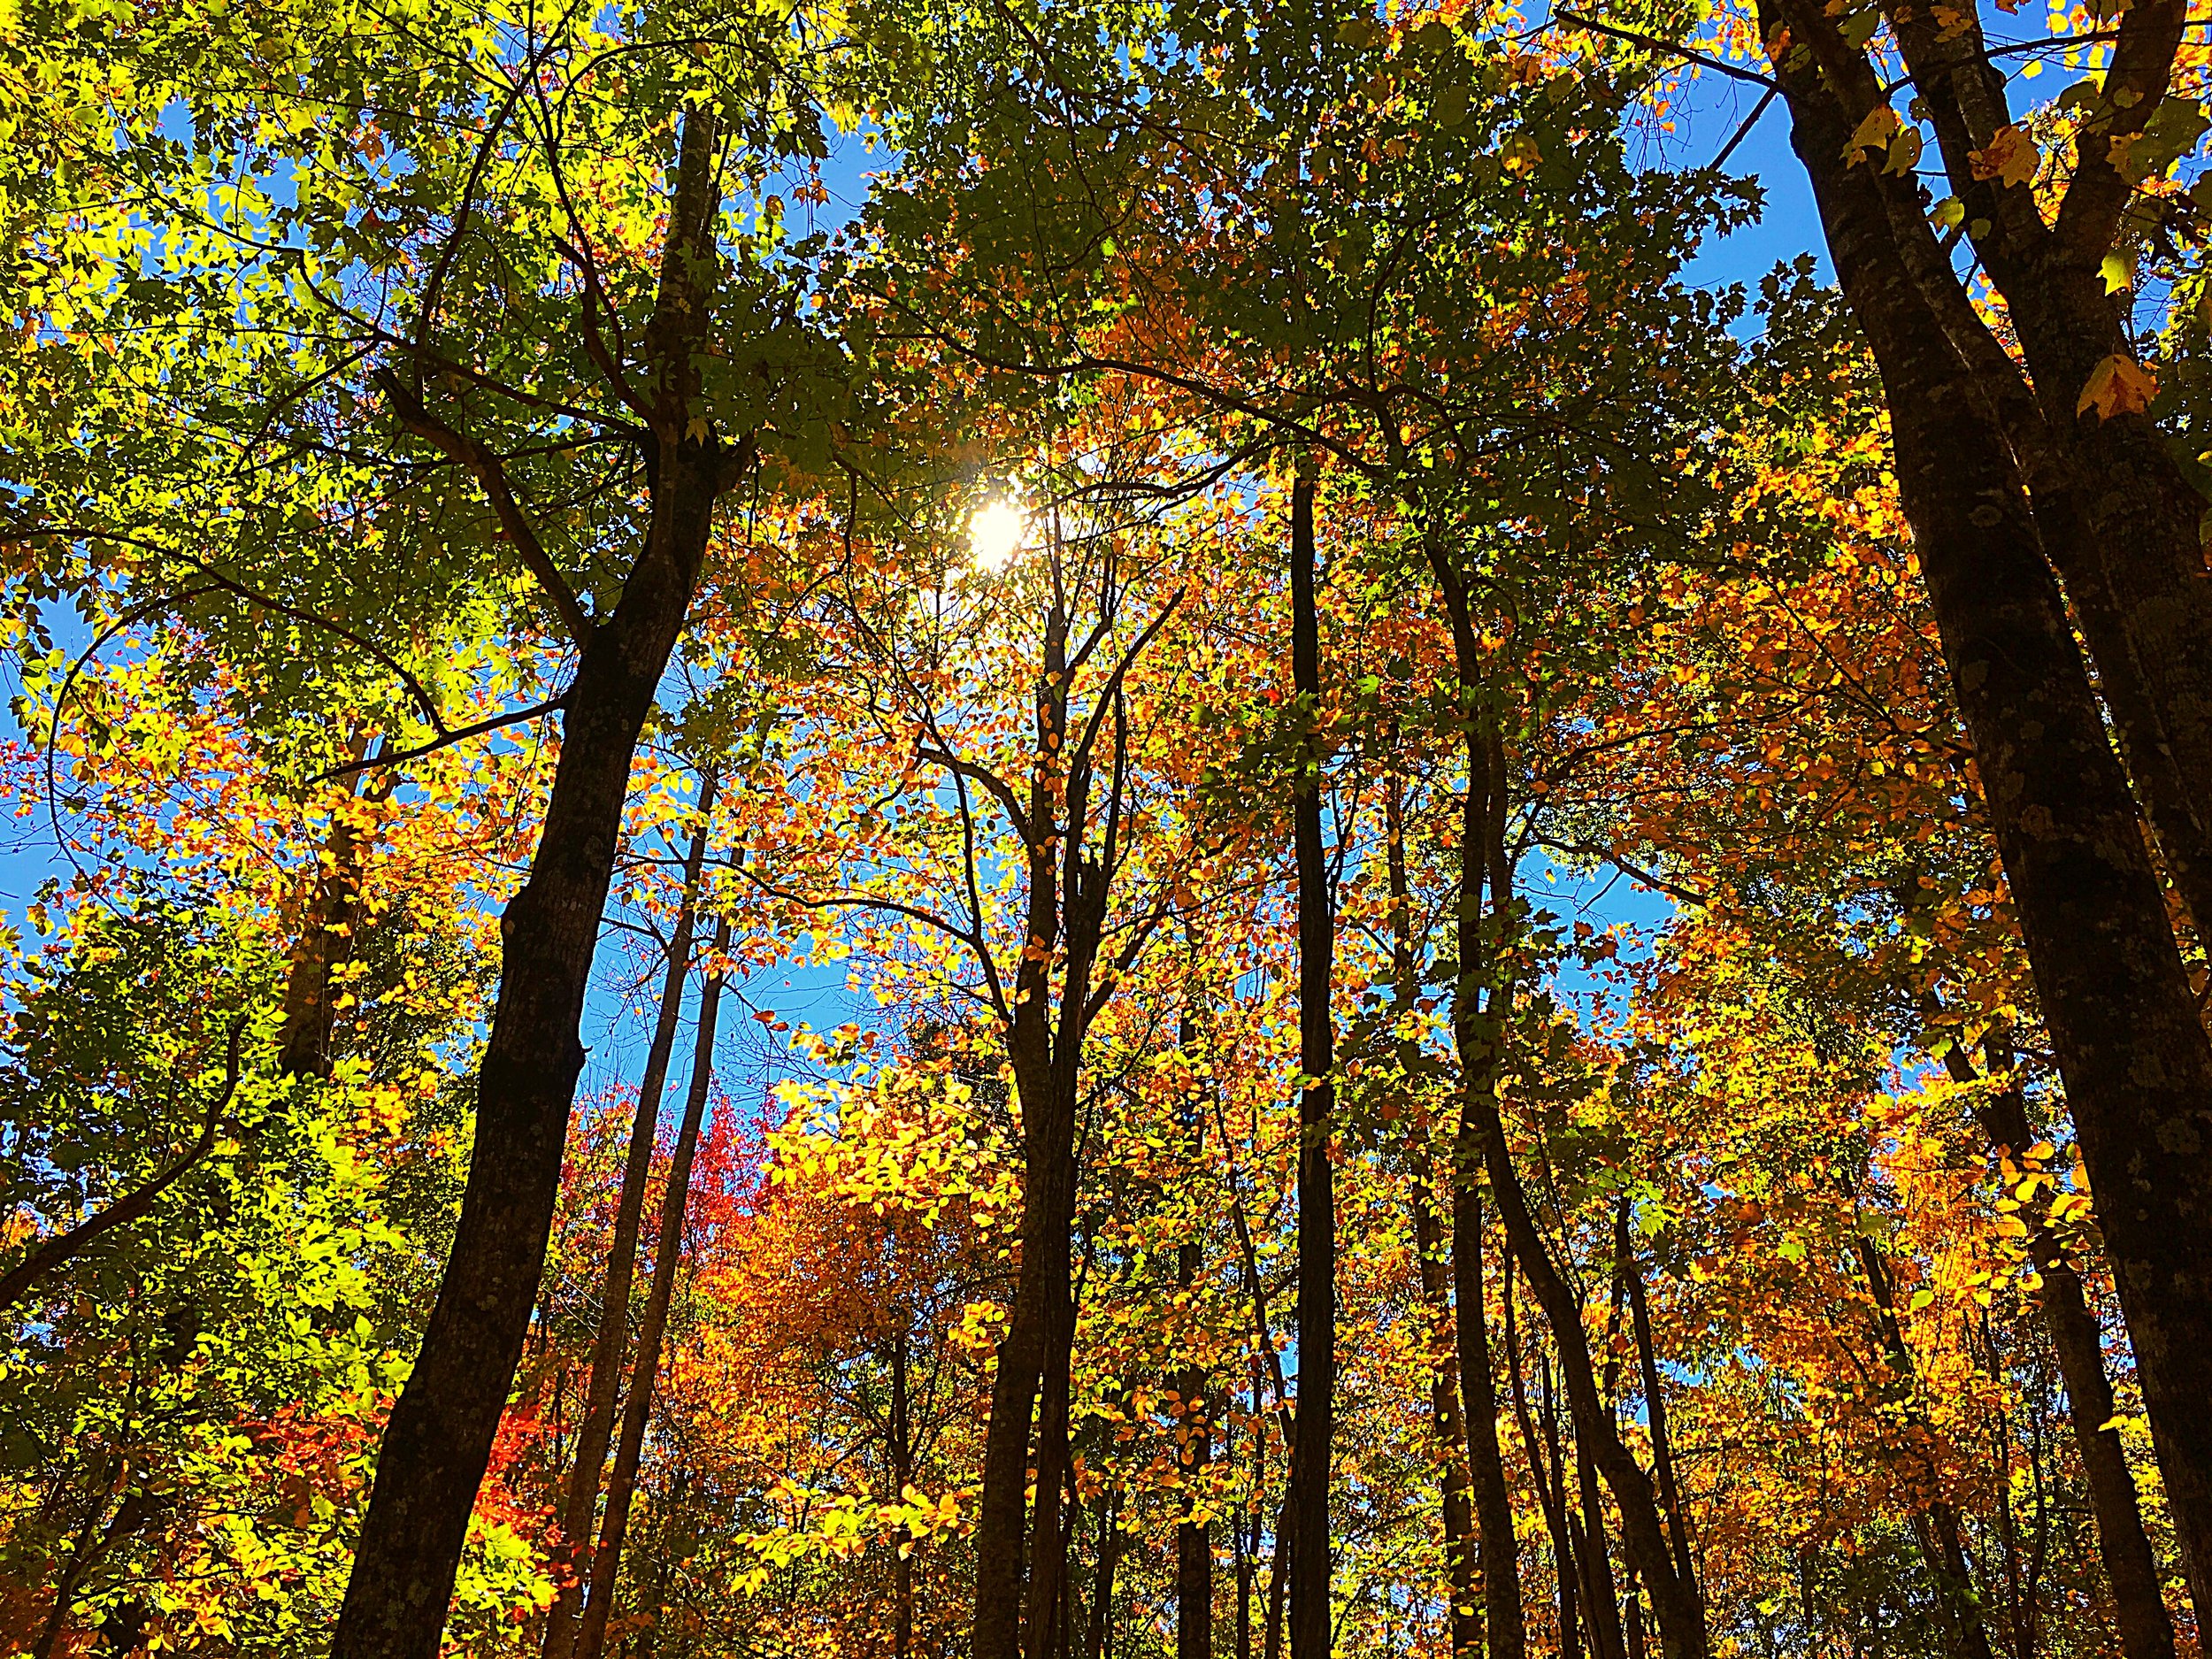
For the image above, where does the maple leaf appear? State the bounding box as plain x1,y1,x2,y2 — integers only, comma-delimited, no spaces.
1842,104,1901,165
2077,353,2159,419
1969,125,2039,188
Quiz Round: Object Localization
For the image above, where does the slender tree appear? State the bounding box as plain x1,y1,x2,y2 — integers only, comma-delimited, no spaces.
543,772,718,1659
573,910,734,1659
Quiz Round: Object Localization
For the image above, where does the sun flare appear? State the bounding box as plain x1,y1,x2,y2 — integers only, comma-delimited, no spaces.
967,498,1026,572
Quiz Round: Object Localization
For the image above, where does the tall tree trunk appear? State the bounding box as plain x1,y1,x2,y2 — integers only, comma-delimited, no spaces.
1385,772,1485,1659
1455,1170,1526,1659
1624,1248,1697,1605
334,108,741,1659
1870,0,2212,868
1535,1351,1584,1659
893,1322,915,1659
1083,1486,1124,1659
1762,12,2212,1617
1172,1404,1211,1657
1471,1080,1706,1657
1937,1038,2177,1659
1507,1246,1583,1659
978,569,1142,1659
1239,1407,1256,1659
545,780,717,1659
573,913,732,1659
1179,1071,1214,1659
1025,1314,1076,1659
1783,0,2212,944
1410,1162,1486,1658
1286,465,1337,1659
1575,1441,1630,1659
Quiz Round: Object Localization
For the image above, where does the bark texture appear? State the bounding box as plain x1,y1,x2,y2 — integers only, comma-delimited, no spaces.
1286,469,1337,1659
1760,27,2212,1617
542,781,716,1659
573,912,733,1659
334,108,742,1659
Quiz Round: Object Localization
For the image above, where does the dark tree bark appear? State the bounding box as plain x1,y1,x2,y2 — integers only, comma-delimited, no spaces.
334,108,749,1659
1179,1040,1215,1659
893,1323,915,1659
1466,1021,1707,1657
1757,25,2212,1617
1575,1442,1630,1659
573,912,733,1659
1934,1032,2177,1659
1864,0,2212,878
1753,0,2212,946
1286,467,1337,1659
1385,774,1485,1659
1508,1254,1583,1659
544,780,716,1659
1024,1310,1077,1659
1624,1248,1697,1606
971,558,1181,1659
1454,1179,1526,1659
1082,1486,1124,1659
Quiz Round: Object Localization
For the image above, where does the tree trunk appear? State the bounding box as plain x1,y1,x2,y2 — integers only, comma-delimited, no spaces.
1762,20,2212,1619
977,580,1126,1659
334,107,739,1659
1455,1170,1527,1659
1024,1314,1076,1659
1286,465,1336,1659
1179,1180,1214,1659
545,783,717,1659
573,912,732,1659
1940,1041,2177,1659
1800,0,2212,946
1624,1248,1697,1604
893,1323,915,1659
1575,1441,1630,1659
1507,1245,1583,1659
1408,1162,1485,1656
1385,772,1485,1659
1893,0,2212,856
1082,1486,1125,1659
1475,1098,1706,1657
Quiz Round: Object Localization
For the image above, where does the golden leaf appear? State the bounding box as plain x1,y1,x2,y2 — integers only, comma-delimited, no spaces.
1843,103,1902,165
1969,124,2039,188
2078,353,2159,420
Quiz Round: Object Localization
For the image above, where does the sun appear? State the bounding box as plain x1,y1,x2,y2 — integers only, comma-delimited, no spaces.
967,498,1026,572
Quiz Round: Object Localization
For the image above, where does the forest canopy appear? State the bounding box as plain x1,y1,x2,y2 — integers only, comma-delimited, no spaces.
4,0,2212,1656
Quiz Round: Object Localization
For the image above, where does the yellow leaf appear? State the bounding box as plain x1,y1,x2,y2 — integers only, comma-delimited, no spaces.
1970,124,2039,188
2078,353,2159,420
1844,103,1902,165
686,415,710,443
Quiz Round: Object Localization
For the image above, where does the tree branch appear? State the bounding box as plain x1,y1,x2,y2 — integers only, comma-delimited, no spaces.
0,1015,250,1313
374,370,597,649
